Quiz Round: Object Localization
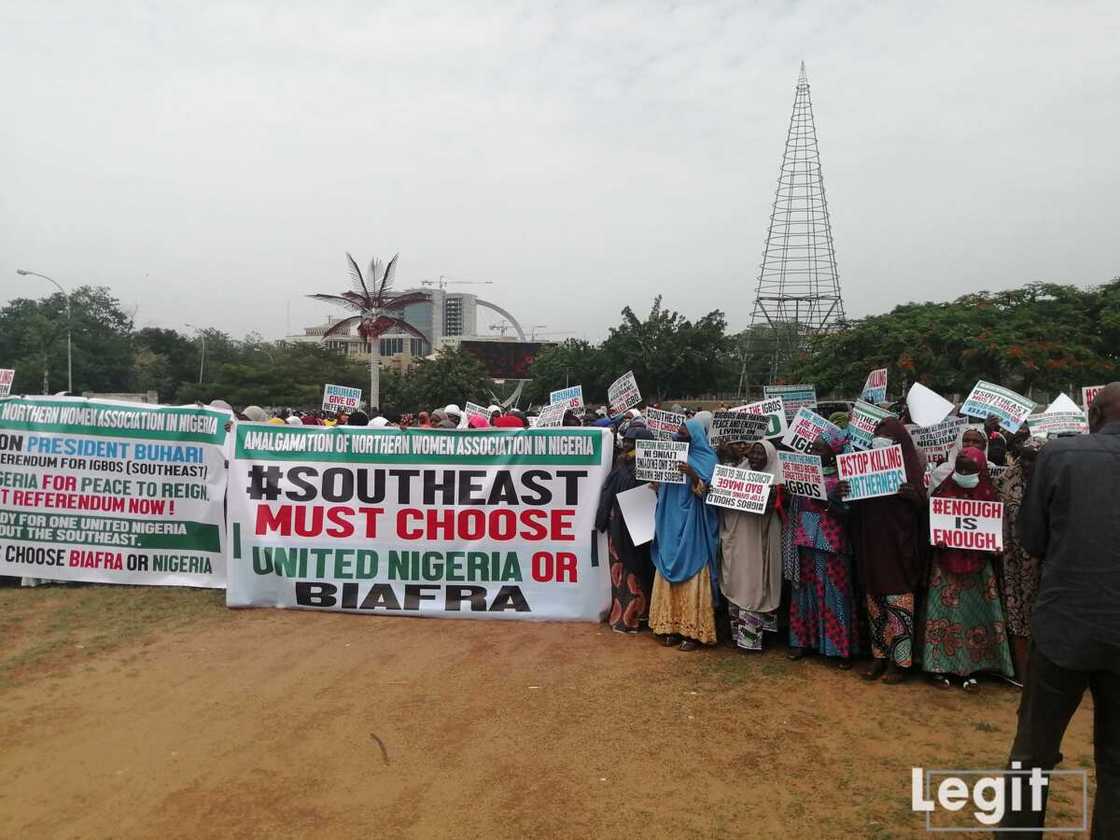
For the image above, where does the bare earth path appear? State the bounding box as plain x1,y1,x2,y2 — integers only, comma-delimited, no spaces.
0,587,1095,839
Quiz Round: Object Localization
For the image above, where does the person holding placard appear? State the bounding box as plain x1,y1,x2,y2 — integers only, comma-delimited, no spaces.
923,448,1014,692
787,436,858,667
649,415,720,651
596,426,657,634
929,424,987,490
717,438,784,652
854,418,928,684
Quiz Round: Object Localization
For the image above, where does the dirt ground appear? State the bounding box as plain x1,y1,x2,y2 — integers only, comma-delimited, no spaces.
0,586,1096,840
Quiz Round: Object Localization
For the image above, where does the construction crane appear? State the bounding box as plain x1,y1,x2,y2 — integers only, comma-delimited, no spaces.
490,321,513,336
420,274,495,290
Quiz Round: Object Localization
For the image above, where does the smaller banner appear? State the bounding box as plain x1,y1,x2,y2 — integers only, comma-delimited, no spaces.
960,381,1035,432
781,407,844,454
837,444,905,500
1026,411,1088,437
709,412,769,446
861,368,888,404
847,400,896,450
644,407,684,440
1081,385,1104,415
906,382,955,428
911,416,971,466
635,439,688,483
464,401,491,425
607,371,642,413
549,386,584,416
929,497,1004,553
706,465,772,514
764,384,817,422
730,396,787,440
322,384,362,413
0,369,14,398
776,451,827,500
534,402,567,428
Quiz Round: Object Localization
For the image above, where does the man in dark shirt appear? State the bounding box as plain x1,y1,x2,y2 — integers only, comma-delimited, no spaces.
998,382,1120,838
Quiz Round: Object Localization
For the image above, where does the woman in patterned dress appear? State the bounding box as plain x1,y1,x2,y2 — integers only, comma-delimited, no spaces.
922,446,1014,692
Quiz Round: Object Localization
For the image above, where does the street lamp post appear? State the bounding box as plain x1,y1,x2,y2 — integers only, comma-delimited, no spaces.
16,269,72,393
185,324,206,384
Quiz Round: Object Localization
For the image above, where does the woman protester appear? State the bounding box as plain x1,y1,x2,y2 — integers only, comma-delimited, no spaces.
788,435,859,667
923,447,1014,692
649,414,720,651
855,418,928,684
929,423,988,489
596,426,656,634
717,438,784,652
996,436,1045,683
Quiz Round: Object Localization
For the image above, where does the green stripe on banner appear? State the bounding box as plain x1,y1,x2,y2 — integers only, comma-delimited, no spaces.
0,398,227,445
232,522,241,560
0,516,220,552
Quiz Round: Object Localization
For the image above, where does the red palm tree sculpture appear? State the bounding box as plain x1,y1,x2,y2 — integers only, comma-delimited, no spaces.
309,253,430,411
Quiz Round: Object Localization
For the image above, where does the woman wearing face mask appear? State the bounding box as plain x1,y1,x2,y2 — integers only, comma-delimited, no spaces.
854,418,928,684
596,426,657,634
648,416,720,651
923,447,1014,692
996,437,1045,683
788,435,859,667
717,438,784,652
929,424,988,489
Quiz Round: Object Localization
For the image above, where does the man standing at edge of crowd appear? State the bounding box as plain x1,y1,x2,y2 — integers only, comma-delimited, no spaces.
998,382,1120,838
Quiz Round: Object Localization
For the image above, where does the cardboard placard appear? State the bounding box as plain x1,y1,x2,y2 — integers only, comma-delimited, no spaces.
710,412,769,446
730,396,787,440
763,384,817,422
780,407,844,454
960,381,1035,432
929,497,1004,553
846,400,896,450
549,385,584,416
607,371,642,413
837,444,905,500
635,439,688,483
706,465,773,514
322,384,362,413
861,368,888,404
776,451,828,500
644,407,685,440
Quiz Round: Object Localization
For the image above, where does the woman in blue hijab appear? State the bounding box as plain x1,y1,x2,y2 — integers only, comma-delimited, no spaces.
648,412,721,650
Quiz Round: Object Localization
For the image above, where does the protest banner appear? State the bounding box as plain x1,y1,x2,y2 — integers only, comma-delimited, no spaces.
846,400,896,450
0,369,14,398
780,407,844,454
861,368,888,404
929,497,1004,553
730,397,787,440
607,371,641,413
0,396,231,587
644,407,685,440
709,412,769,446
549,385,584,416
464,401,491,425
226,425,613,621
635,439,688,483
988,464,1008,484
837,444,905,500
1026,411,1088,437
906,382,954,428
960,381,1035,432
706,465,772,514
910,416,970,467
322,384,362,414
1081,385,1104,415
533,402,567,428
776,451,827,500
764,384,817,422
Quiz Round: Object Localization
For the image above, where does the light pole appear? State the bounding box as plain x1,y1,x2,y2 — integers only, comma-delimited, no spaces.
16,269,72,393
184,324,206,384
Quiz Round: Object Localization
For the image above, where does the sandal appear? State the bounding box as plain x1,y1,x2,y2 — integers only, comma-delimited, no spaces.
786,647,805,661
861,661,887,681
662,634,682,648
678,639,700,652
881,668,907,685
962,678,981,694
930,675,953,690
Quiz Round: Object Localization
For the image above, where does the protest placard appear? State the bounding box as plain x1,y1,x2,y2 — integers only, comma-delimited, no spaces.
1026,411,1088,437
1081,385,1104,415
608,371,642,413
635,439,688,483
929,497,1004,553
710,412,769,446
226,425,613,621
960,381,1035,432
837,444,905,500
533,402,567,428
780,407,844,454
706,465,773,514
730,396,787,440
322,384,362,413
776,451,828,500
0,369,14,398
910,416,970,466
764,384,817,422
549,385,584,416
464,401,491,425
906,382,954,427
847,400,896,450
861,368,888,404
644,407,685,440
0,396,231,587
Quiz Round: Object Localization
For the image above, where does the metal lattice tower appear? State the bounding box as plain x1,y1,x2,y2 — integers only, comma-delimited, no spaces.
748,62,846,383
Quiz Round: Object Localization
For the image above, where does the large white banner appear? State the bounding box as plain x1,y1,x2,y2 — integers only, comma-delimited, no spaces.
226,425,613,621
0,396,231,587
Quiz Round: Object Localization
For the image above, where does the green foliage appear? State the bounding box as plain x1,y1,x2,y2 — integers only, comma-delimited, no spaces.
382,348,492,414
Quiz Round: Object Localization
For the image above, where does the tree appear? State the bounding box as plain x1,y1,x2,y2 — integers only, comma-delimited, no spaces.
523,339,607,405
386,348,492,414
309,253,430,411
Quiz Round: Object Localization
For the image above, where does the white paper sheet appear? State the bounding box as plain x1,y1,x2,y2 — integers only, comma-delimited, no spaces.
906,382,955,427
616,484,658,546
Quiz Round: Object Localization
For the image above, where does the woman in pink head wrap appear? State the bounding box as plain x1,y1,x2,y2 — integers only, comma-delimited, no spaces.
467,415,490,429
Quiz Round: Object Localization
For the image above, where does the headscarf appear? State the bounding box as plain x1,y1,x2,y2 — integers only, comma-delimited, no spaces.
652,417,720,596
624,425,654,441
719,438,783,612
493,413,527,428
209,399,233,412
301,415,322,425
243,405,267,422
692,410,714,439
371,416,391,428
468,415,490,428
348,411,369,427
285,415,302,426
929,422,985,488
417,411,431,428
596,426,654,532
829,411,850,429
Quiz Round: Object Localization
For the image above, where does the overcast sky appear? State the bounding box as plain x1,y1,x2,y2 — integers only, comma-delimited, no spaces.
2,1,1117,342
